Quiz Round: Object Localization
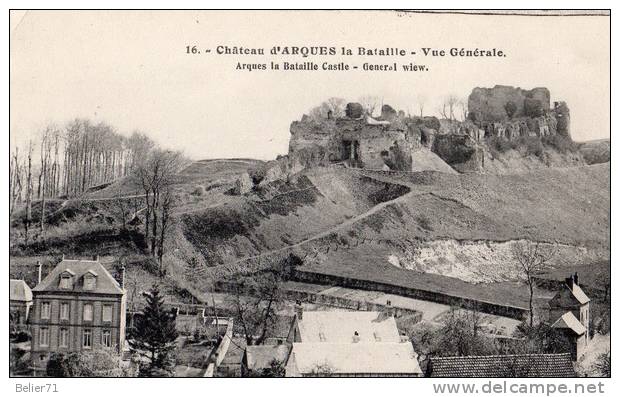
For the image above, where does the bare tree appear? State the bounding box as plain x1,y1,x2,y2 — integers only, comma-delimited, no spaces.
24,141,33,243
358,95,380,116
438,95,460,121
512,241,556,326
458,98,469,121
308,97,346,120
112,194,130,230
9,147,23,218
156,188,174,273
133,148,184,262
416,93,427,117
225,272,283,346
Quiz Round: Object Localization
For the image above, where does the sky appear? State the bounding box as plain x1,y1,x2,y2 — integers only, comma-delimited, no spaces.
10,11,610,160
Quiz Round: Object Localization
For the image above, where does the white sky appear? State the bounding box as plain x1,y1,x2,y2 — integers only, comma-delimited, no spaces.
10,11,610,160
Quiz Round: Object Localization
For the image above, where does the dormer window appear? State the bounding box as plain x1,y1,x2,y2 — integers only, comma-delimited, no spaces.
59,270,75,289
83,270,98,291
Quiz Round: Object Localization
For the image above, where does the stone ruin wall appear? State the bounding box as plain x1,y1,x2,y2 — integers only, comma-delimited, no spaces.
288,106,440,173
234,85,571,194
467,85,570,141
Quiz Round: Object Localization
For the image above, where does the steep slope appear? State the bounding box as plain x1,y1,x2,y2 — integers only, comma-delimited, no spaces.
410,148,458,174
168,163,609,288
175,167,410,266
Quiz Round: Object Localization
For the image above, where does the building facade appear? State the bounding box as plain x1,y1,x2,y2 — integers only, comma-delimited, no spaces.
30,258,126,374
549,273,591,360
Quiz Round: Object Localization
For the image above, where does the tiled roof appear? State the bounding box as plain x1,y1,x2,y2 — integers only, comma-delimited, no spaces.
290,342,422,375
552,312,586,335
297,311,401,343
10,279,33,302
428,353,575,377
245,345,290,371
32,259,123,295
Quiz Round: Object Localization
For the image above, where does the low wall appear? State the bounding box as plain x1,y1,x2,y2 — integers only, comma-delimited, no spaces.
293,270,527,320
213,281,423,321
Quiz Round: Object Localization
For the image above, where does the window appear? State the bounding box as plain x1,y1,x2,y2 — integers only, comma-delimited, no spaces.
40,302,51,320
102,330,111,348
59,275,73,289
102,305,113,323
82,329,92,348
83,304,93,322
84,275,96,290
59,328,69,348
60,302,70,321
40,327,50,347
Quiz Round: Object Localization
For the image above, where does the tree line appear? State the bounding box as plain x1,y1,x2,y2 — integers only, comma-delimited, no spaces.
10,119,186,267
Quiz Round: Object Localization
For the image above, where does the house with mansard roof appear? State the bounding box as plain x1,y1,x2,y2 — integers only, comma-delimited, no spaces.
30,257,126,374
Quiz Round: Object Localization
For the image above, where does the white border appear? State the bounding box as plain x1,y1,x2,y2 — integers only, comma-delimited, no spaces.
3,2,615,396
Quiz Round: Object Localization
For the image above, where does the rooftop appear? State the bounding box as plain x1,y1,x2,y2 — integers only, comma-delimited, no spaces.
551,312,586,336
245,345,290,371
289,342,422,375
32,259,123,295
296,311,401,343
569,283,590,305
10,279,33,302
428,353,575,377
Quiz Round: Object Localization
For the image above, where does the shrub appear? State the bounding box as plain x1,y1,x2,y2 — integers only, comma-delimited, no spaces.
247,164,268,186
518,136,544,158
542,134,578,154
415,215,434,231
191,185,206,196
487,136,517,158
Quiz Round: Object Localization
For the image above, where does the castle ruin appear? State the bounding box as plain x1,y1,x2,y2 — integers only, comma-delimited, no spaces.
287,85,571,173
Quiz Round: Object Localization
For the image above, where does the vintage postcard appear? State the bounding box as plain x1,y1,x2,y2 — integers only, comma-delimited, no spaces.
8,8,611,389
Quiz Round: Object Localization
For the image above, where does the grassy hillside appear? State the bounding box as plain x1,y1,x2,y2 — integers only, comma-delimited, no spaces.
9,157,610,310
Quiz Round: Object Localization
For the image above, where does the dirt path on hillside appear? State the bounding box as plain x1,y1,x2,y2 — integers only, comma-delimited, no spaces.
225,190,425,267
209,170,452,267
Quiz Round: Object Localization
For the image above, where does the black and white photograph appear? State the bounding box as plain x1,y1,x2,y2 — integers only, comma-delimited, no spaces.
5,6,613,393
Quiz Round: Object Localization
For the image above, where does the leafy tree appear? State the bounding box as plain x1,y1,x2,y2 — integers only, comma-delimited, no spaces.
435,307,492,356
46,353,73,377
594,351,611,377
260,359,286,377
512,322,573,355
129,285,178,377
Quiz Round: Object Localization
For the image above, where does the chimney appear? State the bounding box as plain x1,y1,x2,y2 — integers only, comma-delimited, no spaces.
294,300,303,321
565,275,574,290
386,300,394,317
37,261,42,285
573,272,579,286
352,331,360,343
